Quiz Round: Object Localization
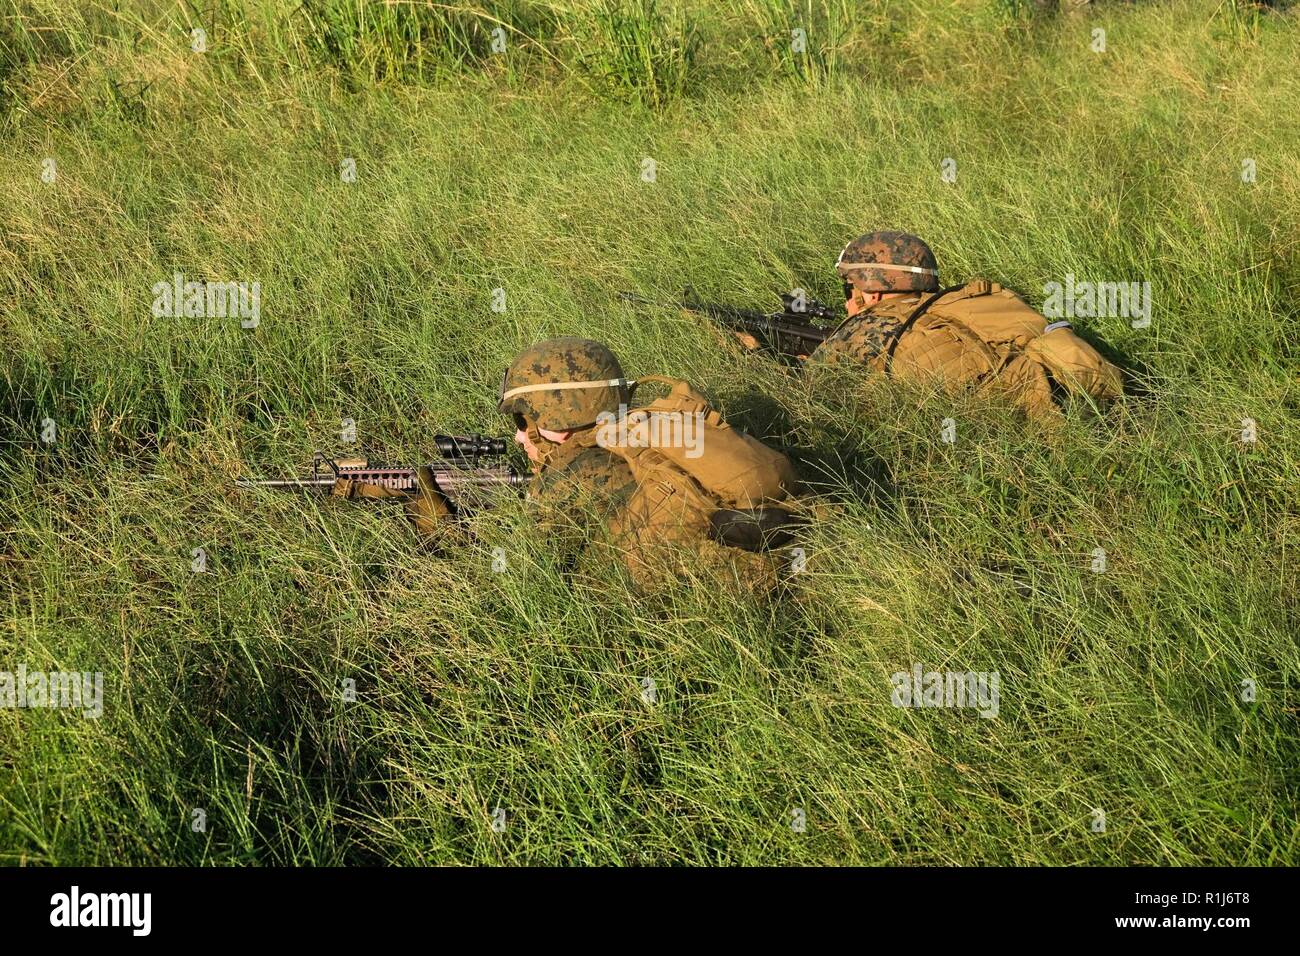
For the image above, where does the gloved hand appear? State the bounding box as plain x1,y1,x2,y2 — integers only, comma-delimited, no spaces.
404,465,454,536
331,468,454,539
730,330,807,360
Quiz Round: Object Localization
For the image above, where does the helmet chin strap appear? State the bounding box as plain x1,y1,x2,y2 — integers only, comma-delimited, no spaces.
525,421,564,470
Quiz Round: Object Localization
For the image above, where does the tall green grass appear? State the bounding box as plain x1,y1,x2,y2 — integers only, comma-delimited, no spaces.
291,1,565,82
0,0,1297,864
741,0,852,82
0,0,1072,121
570,0,697,106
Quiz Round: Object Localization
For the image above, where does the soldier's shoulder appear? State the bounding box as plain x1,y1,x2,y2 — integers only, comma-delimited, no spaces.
538,444,636,496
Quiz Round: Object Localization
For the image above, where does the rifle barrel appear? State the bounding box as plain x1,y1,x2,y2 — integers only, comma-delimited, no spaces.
620,290,833,348
433,471,530,488
235,477,337,489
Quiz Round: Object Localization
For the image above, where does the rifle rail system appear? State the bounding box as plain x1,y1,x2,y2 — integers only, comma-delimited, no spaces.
235,435,530,494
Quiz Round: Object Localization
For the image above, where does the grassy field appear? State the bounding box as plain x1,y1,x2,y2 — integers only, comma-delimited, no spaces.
1,0,1297,865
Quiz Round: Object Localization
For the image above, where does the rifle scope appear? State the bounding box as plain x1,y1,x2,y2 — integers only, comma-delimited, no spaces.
434,434,508,459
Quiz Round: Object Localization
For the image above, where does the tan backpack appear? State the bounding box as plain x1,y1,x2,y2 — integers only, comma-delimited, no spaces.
599,375,797,506
581,376,798,554
858,280,1124,417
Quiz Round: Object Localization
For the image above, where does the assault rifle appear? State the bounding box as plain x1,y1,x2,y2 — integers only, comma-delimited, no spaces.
235,434,529,504
619,287,840,358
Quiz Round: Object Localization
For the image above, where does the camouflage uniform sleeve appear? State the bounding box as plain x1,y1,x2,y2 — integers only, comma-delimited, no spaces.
529,446,639,571
809,315,898,368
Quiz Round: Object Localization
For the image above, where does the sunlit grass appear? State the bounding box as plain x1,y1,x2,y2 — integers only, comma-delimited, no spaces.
0,0,1297,864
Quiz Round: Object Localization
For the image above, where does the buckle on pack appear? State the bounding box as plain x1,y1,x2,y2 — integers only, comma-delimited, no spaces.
708,508,805,552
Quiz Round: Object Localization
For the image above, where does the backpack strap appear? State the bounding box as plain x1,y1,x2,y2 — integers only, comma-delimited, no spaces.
944,278,995,301
628,375,722,424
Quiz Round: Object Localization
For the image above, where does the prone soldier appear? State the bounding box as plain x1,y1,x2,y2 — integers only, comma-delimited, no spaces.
807,230,1125,417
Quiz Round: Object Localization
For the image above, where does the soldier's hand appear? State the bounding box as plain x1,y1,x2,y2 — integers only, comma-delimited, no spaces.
406,465,454,536
733,331,762,352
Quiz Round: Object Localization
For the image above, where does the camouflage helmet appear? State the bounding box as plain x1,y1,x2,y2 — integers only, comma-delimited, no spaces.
498,337,630,432
835,231,940,293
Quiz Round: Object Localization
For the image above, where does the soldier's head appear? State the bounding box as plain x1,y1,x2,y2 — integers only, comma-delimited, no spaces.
836,231,940,317
498,337,630,462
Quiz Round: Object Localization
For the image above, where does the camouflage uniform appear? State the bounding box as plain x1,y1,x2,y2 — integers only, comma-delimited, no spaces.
813,312,907,367
499,338,789,594
810,232,1123,417
522,420,641,578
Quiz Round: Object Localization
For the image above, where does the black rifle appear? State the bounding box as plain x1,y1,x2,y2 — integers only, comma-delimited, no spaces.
236,434,529,503
619,287,840,358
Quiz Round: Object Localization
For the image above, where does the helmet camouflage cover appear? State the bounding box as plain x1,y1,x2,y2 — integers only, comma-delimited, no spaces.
835,231,940,293
498,337,630,432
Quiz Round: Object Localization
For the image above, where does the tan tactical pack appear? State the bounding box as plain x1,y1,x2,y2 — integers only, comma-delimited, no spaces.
854,279,1124,417
581,375,798,556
